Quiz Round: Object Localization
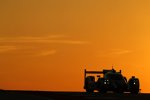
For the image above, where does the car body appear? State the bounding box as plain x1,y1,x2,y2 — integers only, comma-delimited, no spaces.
84,68,140,94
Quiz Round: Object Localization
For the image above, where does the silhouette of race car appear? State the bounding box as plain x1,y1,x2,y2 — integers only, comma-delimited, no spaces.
84,68,140,94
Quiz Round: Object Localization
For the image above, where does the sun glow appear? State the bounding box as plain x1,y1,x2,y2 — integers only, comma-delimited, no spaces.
0,0,150,93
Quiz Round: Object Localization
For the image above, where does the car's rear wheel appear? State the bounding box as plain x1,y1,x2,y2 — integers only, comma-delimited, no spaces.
85,76,95,93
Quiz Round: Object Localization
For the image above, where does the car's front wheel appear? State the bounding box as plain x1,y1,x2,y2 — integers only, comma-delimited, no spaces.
128,76,140,94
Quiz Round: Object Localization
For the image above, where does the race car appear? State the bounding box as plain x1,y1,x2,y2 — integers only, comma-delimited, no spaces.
84,68,140,94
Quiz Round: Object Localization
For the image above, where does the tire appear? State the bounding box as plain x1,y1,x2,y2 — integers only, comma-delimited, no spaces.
128,77,140,94
85,76,96,93
97,78,107,93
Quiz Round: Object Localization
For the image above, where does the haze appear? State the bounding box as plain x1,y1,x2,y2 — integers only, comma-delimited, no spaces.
0,0,150,93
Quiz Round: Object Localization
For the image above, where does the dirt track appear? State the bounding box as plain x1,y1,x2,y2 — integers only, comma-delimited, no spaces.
0,90,150,100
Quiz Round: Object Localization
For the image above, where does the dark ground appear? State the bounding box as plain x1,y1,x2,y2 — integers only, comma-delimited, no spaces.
0,90,150,100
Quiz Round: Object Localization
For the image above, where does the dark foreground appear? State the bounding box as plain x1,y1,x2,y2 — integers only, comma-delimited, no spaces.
0,90,150,100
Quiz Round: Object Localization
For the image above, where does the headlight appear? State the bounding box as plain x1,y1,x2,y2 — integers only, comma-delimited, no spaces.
104,79,109,84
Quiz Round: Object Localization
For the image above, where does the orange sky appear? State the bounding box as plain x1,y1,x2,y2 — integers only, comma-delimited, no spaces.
0,0,150,93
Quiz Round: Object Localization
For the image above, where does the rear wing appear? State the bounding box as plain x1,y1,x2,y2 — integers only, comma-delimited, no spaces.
84,69,122,77
84,69,103,74
84,69,103,79
84,69,119,78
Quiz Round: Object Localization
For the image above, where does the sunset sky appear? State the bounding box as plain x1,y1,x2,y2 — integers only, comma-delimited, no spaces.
0,0,150,93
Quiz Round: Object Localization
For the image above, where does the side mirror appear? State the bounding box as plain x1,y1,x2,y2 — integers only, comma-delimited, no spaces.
119,70,122,73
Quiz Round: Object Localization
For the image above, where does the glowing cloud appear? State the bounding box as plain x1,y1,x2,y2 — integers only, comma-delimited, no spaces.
112,50,132,55
0,35,89,56
98,49,132,58
0,46,17,53
35,50,56,56
0,35,89,45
